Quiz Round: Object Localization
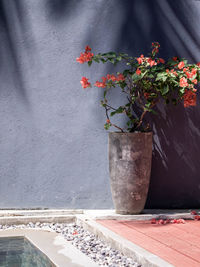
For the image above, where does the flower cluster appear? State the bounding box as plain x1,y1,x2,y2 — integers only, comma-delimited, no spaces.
76,46,94,64
80,77,91,88
151,218,186,224
150,210,200,225
77,43,200,132
94,73,125,88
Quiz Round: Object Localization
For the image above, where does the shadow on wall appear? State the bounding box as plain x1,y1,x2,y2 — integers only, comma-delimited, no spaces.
47,0,81,21
78,0,200,208
0,0,38,106
115,0,200,208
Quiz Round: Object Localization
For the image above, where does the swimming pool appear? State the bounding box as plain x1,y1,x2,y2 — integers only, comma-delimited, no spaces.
0,236,55,267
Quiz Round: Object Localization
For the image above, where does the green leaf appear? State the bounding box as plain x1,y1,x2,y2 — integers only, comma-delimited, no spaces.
156,73,167,82
104,123,110,130
109,58,115,64
116,56,122,61
110,111,116,117
123,70,131,77
88,61,92,66
93,58,100,63
110,106,125,116
161,84,169,95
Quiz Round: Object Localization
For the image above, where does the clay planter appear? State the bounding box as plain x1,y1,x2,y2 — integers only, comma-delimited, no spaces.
109,132,152,214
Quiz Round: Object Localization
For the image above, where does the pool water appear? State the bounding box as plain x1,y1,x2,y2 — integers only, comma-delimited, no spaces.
0,237,55,267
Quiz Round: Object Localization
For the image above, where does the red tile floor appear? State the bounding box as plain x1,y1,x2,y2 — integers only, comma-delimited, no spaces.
97,220,200,267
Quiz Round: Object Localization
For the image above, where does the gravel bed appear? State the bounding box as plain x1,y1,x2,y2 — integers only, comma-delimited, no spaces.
0,222,141,267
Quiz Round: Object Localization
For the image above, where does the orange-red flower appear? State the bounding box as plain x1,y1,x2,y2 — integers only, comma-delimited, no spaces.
80,77,91,88
107,74,117,82
76,46,94,64
94,77,107,88
170,69,178,76
116,73,125,81
194,215,200,220
136,68,141,75
191,68,197,76
191,210,198,215
106,119,110,123
85,45,91,52
183,89,196,107
148,58,157,67
137,56,143,64
180,77,188,87
192,79,197,84
183,67,189,72
158,58,165,64
178,61,185,69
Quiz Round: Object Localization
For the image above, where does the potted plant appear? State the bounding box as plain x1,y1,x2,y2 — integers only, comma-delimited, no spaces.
76,43,200,214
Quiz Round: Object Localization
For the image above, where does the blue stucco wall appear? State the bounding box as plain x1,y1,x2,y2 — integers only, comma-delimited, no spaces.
0,0,199,208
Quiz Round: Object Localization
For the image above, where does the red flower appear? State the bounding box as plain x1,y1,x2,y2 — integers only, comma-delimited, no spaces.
192,79,197,84
191,210,197,215
94,81,106,88
180,77,188,87
107,74,117,82
76,53,86,64
178,61,185,69
166,69,169,73
194,215,200,220
116,73,125,81
191,68,197,76
171,69,178,76
151,218,157,224
158,58,165,64
183,89,196,108
76,48,94,64
137,55,144,64
172,57,178,61
80,77,91,88
106,119,110,123
183,67,189,72
85,45,91,52
102,76,107,83
176,219,186,224
148,58,157,67
196,62,200,67
94,77,107,88
136,68,141,75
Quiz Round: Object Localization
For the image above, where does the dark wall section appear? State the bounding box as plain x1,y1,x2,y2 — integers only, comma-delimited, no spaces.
0,0,199,208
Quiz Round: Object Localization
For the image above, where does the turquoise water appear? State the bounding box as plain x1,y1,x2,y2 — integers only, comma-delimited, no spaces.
0,237,55,267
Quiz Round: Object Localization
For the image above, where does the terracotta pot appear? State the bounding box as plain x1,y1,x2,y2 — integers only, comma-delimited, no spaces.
109,132,152,214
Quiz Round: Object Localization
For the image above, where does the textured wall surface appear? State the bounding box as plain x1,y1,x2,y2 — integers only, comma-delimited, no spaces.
0,0,199,208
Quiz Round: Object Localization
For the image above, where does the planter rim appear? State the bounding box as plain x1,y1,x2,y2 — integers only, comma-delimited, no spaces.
108,131,152,136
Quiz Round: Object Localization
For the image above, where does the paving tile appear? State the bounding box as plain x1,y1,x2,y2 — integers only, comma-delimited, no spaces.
98,220,200,267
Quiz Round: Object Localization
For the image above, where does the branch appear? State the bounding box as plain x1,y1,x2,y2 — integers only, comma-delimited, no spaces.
105,106,124,132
